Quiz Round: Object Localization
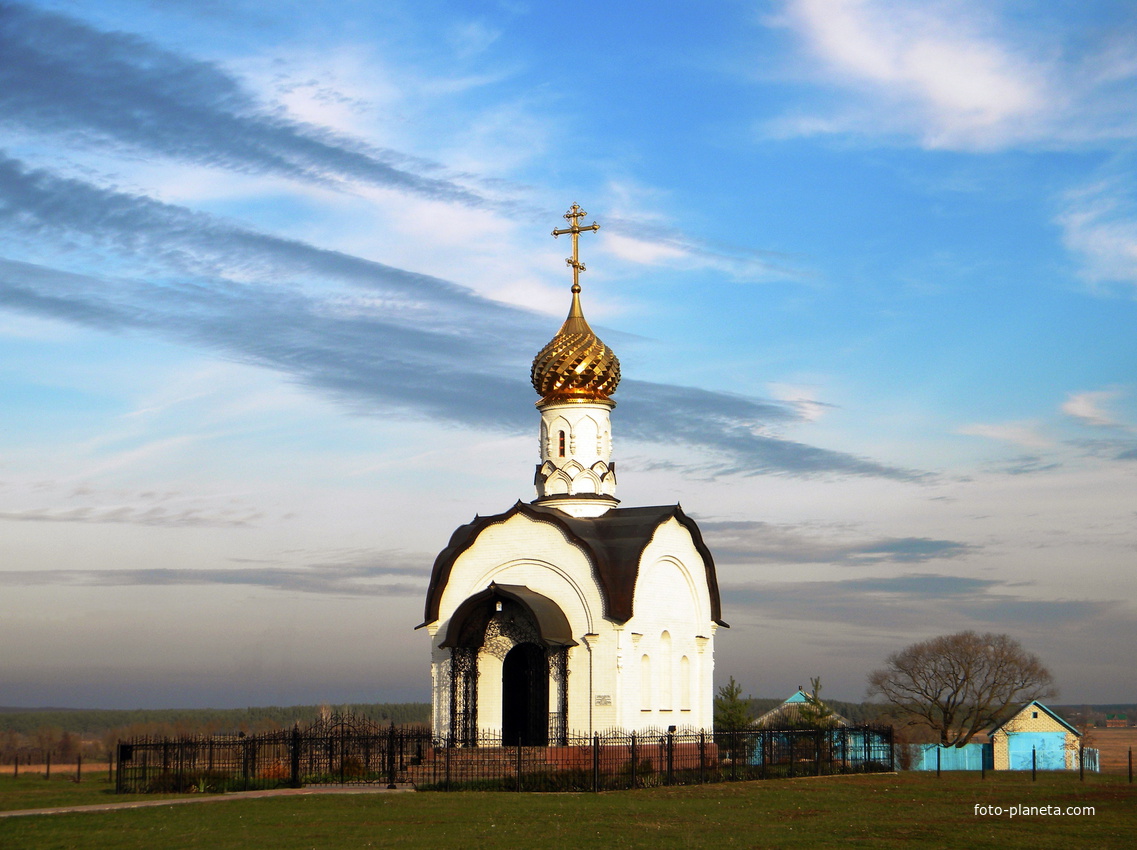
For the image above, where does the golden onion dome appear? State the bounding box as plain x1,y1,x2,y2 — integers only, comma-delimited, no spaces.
531,284,620,404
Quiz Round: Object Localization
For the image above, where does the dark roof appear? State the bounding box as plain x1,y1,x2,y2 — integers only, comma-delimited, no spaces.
422,500,725,628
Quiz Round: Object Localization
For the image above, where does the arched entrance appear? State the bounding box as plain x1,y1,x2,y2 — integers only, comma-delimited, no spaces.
438,583,574,746
502,642,549,746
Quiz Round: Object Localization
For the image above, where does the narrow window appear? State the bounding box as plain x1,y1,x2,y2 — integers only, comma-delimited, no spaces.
641,654,652,710
660,632,672,710
558,430,566,457
680,656,691,711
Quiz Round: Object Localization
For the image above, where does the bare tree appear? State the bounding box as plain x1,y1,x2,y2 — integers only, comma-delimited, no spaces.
867,631,1056,746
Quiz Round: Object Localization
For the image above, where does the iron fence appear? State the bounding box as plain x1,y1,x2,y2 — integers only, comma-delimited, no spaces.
116,716,893,794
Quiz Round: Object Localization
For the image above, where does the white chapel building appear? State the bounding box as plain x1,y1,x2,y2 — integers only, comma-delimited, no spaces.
420,205,726,745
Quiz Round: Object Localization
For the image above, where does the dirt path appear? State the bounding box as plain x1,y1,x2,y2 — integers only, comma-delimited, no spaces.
0,784,413,818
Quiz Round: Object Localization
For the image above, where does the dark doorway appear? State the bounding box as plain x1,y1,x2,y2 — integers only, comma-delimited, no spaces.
502,642,549,746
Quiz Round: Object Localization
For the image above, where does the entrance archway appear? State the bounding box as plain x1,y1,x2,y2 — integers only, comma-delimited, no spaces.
502,642,549,746
439,583,574,746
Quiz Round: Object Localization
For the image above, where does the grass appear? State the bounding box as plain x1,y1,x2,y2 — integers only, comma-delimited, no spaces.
0,772,1134,849
0,774,184,812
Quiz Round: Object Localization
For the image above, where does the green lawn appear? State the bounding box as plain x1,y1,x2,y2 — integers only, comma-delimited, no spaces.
0,774,185,812
1,772,1133,849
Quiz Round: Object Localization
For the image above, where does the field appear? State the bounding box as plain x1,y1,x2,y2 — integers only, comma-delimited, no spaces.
1,771,1134,849
1088,728,1137,773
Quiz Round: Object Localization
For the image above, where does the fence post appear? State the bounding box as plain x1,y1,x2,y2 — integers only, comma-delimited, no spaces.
76,754,81,783
936,745,941,778
1032,747,1036,782
516,735,522,793
630,732,637,789
444,739,451,792
388,723,397,790
45,750,51,780
699,731,706,784
1079,745,1084,782
789,735,795,779
115,743,123,794
815,731,821,777
13,754,16,778
666,729,674,786
592,734,599,793
291,724,302,788
1128,748,1132,784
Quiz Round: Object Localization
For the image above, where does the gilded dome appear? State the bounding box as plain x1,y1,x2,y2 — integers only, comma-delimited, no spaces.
531,285,620,404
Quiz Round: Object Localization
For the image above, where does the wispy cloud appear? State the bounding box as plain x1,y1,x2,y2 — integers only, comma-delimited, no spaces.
988,455,1062,476
1062,389,1123,428
0,504,261,528
0,1,491,206
0,155,919,481
766,0,1137,150
0,3,786,284
723,572,1115,631
1058,180,1137,290
0,550,428,596
958,421,1053,449
700,520,972,565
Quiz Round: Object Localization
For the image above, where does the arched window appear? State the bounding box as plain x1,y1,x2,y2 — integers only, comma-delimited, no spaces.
660,632,672,710
558,430,566,458
680,656,691,711
640,654,651,711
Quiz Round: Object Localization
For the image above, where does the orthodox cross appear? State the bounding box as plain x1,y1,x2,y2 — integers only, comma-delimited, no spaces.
552,203,599,293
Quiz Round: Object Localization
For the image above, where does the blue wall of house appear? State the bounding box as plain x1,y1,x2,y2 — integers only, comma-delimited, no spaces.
1006,732,1067,770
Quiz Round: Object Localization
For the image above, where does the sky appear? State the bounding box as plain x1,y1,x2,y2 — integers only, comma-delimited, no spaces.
1,0,1135,711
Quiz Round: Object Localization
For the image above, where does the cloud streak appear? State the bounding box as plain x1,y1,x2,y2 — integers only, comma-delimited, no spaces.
0,1,489,205
700,520,972,565
0,154,919,480
0,505,262,528
723,573,1116,631
768,0,1137,150
0,552,428,597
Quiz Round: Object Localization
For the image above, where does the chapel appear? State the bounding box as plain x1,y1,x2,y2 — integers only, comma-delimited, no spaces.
420,205,725,745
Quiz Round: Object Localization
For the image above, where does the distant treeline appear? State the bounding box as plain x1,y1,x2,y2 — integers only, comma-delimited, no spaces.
0,703,432,762
0,703,431,737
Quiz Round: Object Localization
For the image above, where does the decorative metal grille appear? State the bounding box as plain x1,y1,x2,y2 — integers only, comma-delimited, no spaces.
450,646,478,747
549,645,569,745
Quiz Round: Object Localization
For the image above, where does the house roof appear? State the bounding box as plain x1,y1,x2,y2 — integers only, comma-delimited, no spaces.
422,500,725,628
753,690,850,729
989,700,1082,737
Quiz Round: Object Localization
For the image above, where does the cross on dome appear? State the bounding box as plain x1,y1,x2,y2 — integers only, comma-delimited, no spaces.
552,203,600,293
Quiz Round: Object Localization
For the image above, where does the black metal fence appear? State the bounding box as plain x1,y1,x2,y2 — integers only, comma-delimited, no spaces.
116,715,893,794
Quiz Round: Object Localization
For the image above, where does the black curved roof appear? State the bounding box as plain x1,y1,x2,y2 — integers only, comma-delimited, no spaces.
422,501,726,628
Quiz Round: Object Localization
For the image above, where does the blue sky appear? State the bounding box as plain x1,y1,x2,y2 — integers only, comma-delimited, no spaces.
1,0,1135,710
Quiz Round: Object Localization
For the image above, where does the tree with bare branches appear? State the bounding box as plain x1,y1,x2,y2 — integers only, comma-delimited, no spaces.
867,631,1056,746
